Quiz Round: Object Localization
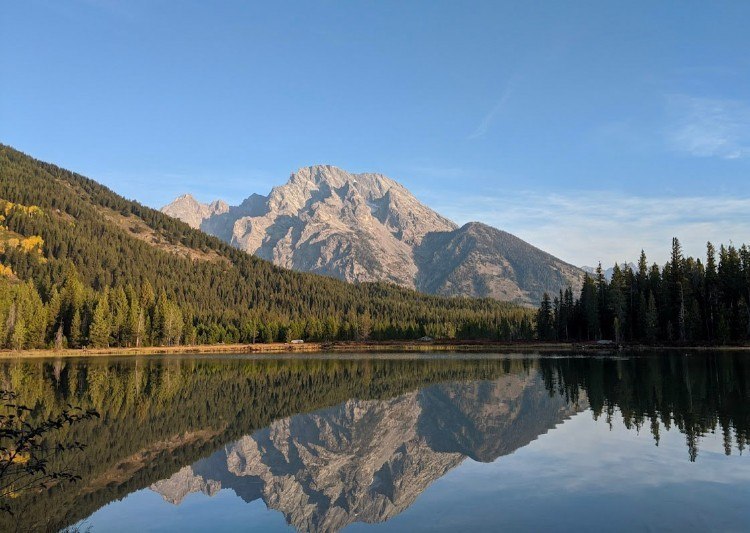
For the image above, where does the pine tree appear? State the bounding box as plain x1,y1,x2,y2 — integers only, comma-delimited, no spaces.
669,238,686,341
4,302,16,348
70,310,82,349
609,264,626,343
358,310,372,341
153,290,169,345
110,286,128,346
536,293,554,341
705,242,719,341
740,245,750,337
46,287,63,343
580,275,600,340
637,250,648,284
89,293,110,348
10,317,26,350
183,314,197,346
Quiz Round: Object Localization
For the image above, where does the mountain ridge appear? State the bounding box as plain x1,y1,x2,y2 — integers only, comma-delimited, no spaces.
163,165,584,305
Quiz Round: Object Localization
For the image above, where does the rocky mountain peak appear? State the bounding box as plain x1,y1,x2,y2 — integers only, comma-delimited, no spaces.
208,199,229,212
461,221,489,232
162,193,229,229
161,166,584,305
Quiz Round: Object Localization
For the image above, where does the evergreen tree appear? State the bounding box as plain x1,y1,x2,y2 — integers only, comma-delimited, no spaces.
70,310,82,349
580,275,599,340
536,293,554,340
89,293,110,348
10,317,26,350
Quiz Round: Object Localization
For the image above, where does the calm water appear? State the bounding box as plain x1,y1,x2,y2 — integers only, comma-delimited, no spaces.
2,352,749,532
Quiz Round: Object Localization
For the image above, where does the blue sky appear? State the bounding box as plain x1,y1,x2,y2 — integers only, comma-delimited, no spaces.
2,0,750,265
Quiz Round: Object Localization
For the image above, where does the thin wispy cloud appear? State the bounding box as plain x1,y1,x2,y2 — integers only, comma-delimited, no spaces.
666,95,750,159
468,77,519,139
430,190,750,267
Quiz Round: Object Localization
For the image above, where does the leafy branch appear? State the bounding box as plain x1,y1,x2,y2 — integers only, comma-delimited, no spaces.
0,389,99,515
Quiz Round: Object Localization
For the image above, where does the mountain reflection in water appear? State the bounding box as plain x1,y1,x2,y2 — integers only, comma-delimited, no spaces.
151,374,580,532
0,353,748,532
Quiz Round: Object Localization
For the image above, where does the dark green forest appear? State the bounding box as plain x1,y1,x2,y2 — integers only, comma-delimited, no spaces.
0,145,534,350
536,238,750,344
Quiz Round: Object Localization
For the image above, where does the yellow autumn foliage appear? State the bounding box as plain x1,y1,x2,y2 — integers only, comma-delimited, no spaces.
0,200,43,217
0,451,29,464
20,236,44,252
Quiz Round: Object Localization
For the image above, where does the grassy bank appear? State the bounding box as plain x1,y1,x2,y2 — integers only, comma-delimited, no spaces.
0,340,559,358
1,340,749,358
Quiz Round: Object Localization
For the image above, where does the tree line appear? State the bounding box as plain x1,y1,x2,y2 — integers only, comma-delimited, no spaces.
537,238,750,344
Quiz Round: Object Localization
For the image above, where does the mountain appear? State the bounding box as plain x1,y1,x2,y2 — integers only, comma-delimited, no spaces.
162,194,229,229
151,372,584,532
415,221,583,302
0,145,534,347
581,262,638,282
163,165,584,306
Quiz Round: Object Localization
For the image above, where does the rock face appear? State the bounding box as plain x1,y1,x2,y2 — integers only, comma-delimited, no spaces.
150,373,584,532
161,165,583,305
161,194,229,231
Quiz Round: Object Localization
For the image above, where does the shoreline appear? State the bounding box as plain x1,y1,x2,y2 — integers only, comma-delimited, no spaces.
1,340,749,358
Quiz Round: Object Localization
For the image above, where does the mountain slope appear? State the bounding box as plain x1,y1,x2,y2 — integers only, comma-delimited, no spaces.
416,222,584,303
163,165,583,305
0,144,533,347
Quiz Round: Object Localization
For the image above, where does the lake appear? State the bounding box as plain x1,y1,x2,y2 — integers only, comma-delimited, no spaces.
1,352,749,532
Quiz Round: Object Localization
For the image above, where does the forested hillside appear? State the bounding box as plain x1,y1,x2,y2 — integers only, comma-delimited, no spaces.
536,238,750,344
0,145,533,349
